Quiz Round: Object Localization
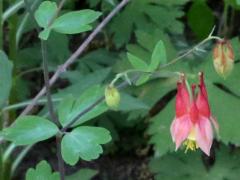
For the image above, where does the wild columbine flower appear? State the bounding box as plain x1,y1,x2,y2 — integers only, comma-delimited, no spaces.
170,73,218,156
213,40,234,78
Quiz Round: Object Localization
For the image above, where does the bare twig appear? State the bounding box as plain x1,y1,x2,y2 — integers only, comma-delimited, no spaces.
20,0,130,116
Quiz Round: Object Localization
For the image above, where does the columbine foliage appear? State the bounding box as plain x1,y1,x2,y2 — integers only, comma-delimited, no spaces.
57,85,108,127
3,116,59,145
34,1,102,40
109,0,189,47
61,126,111,165
149,145,240,180
127,40,167,85
2,0,240,179
26,161,60,180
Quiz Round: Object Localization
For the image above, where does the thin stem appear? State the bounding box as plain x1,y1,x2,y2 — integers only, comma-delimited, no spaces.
110,69,141,86
2,98,61,112
105,27,223,87
56,134,65,180
42,40,65,179
16,67,42,78
23,0,40,32
158,36,222,69
61,97,105,131
41,12,66,180
41,41,59,125
20,0,130,116
23,0,66,178
16,0,40,48
11,145,33,175
2,0,24,23
2,144,16,163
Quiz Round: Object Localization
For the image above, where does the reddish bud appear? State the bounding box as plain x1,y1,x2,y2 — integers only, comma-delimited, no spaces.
213,40,234,78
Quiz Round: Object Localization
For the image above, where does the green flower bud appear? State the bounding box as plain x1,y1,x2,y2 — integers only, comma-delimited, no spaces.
105,85,120,109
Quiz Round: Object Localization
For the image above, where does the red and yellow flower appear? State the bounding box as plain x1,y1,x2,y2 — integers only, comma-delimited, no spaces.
170,73,218,156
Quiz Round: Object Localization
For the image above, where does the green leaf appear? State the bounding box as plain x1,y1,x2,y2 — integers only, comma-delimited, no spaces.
110,0,187,47
39,28,51,40
57,94,75,125
3,116,59,145
66,168,98,180
46,32,71,67
52,10,102,34
0,51,13,107
136,74,150,86
57,85,108,127
148,100,175,156
34,1,57,28
127,53,148,71
118,93,149,111
60,68,111,91
61,126,111,165
149,145,240,180
187,1,214,39
134,29,177,61
149,40,167,70
26,160,60,180
155,0,190,6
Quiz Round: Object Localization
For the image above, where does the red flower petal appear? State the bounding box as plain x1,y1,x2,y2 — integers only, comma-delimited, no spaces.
196,116,213,156
170,115,192,150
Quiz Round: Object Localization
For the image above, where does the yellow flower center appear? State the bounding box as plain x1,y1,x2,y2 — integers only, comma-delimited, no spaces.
184,127,198,153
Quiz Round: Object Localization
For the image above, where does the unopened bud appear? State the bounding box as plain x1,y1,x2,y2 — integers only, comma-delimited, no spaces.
105,85,120,109
213,40,234,78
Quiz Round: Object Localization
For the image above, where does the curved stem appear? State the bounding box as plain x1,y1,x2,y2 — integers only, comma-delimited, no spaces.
2,0,24,23
2,98,61,112
16,0,41,47
16,67,42,78
2,144,16,163
110,30,222,86
11,145,33,175
158,36,222,69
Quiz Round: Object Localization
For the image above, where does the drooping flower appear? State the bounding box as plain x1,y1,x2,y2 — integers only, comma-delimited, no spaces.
213,40,234,78
170,73,218,156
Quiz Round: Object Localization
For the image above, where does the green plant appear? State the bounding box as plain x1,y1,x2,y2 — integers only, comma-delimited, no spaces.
1,0,240,180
